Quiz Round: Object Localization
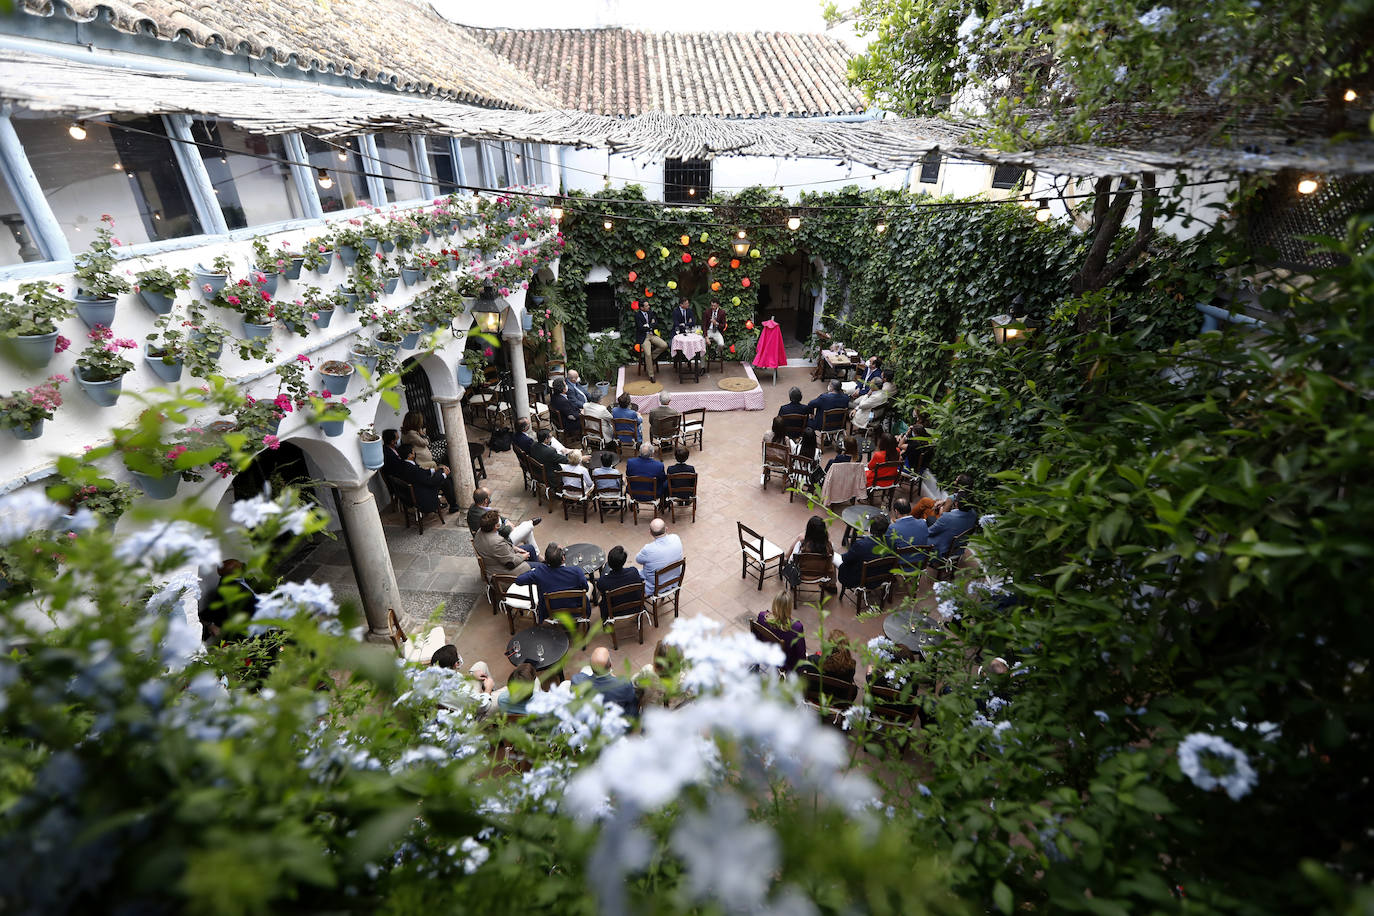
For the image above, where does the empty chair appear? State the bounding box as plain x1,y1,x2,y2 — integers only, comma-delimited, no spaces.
737,521,784,590
839,556,898,611
761,442,791,491
387,609,447,664
491,573,537,635
646,559,685,627
627,475,660,524
679,407,705,451
665,472,698,523
604,581,650,649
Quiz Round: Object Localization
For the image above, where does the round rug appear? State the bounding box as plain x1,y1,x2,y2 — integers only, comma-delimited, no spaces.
624,380,663,396
718,377,758,392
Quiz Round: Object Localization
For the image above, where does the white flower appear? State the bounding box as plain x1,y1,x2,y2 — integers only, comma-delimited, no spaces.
670,795,779,911
1093,709,1110,723
665,617,784,691
1137,6,1172,31
1177,733,1258,800
280,506,311,536
230,495,281,530
0,490,66,544
978,513,997,527
866,635,896,663
841,704,870,731
458,836,489,874
529,682,630,750
255,581,337,622
957,12,983,40
115,521,221,572
144,575,205,672
1231,718,1281,742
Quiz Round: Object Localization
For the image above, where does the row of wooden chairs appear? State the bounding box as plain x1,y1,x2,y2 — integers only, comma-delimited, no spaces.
555,409,707,455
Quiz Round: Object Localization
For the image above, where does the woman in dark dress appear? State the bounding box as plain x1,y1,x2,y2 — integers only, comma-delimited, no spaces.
755,590,807,671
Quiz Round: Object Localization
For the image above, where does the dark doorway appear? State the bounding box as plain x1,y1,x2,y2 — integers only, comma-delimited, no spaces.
232,439,313,502
401,358,448,460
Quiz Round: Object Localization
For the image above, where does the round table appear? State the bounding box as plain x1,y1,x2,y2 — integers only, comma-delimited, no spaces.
840,504,882,545
671,332,706,360
564,542,607,577
883,609,946,654
506,624,569,680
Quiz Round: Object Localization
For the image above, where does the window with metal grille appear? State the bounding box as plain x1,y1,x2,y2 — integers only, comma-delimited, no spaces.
991,164,1025,189
664,158,711,203
586,282,619,332
1247,171,1374,271
919,150,941,185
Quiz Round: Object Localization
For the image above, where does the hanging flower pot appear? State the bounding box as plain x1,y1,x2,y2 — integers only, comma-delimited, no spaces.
418,230,432,245
282,257,306,280
446,255,460,272
312,307,335,329
382,274,400,295
381,239,396,254
339,289,360,312
456,364,474,387
138,289,175,315
319,418,345,437
10,418,44,441
143,344,184,383
349,345,378,374
190,330,224,360
374,335,401,356
420,321,438,335
242,319,274,339
11,331,60,369
531,296,546,306
401,267,423,287
75,368,123,407
337,244,359,267
314,251,334,276
359,431,384,470
361,237,380,254
257,271,280,297
74,294,118,329
400,330,421,349
131,470,180,500
192,265,228,298
319,359,354,395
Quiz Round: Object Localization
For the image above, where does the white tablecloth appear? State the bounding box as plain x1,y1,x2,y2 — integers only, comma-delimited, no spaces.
671,333,706,359
617,364,766,412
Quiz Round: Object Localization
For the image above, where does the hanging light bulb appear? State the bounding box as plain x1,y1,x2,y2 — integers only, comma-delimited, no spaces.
1020,193,1037,209
875,221,888,234
603,219,614,231
112,162,123,171
1035,199,1051,222
687,187,696,197
153,210,163,221
68,121,87,141
219,154,228,164
550,205,564,221
337,150,348,162
1344,88,1358,102
786,215,802,231
1297,177,1320,195
316,167,334,190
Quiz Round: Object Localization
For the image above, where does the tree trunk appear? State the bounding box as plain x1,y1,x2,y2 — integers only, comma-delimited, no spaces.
1073,172,1159,332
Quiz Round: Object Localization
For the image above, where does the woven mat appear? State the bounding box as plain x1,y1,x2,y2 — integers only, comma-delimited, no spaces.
718,377,758,392
624,380,663,395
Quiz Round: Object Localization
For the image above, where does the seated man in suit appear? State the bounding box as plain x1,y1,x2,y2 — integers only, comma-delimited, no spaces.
852,372,895,432
511,417,535,456
382,429,404,476
703,301,728,350
837,513,890,589
564,369,590,409
647,392,681,445
474,509,537,576
610,392,643,447
514,543,590,623
777,387,810,424
626,443,668,500
528,429,567,492
571,645,639,718
394,442,452,513
886,497,931,571
467,487,540,556
807,379,851,430
671,298,696,335
665,444,695,477
929,493,979,558
594,545,644,623
634,304,668,381
549,378,580,435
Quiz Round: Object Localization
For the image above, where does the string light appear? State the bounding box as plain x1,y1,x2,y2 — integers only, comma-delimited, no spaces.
112,162,123,171
874,221,888,234
153,210,163,221
1345,89,1358,102
688,187,696,197
1035,199,1051,221
337,150,348,162
603,218,614,231
1020,193,1037,209
1297,178,1320,195
316,167,334,190
68,121,87,141
786,215,802,231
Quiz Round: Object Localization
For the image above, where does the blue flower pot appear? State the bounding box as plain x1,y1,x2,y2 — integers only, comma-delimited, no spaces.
418,231,431,245
401,267,423,287
257,272,280,296
400,331,421,349
445,256,460,272
76,369,123,407
456,365,473,387
362,237,380,254
314,253,333,276
337,245,358,267
10,331,59,369
339,290,359,312
138,289,176,315
242,320,274,339
359,436,384,470
319,419,345,437
10,419,43,440
190,331,224,360
383,275,400,295
349,347,378,374
132,470,180,500
312,308,334,329
193,266,228,298
375,338,401,355
421,321,438,335
283,257,305,280
320,366,353,395
144,345,184,383
381,239,396,253
74,295,117,329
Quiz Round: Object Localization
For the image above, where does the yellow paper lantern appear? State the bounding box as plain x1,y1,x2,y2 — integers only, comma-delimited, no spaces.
749,248,761,259
680,234,691,246
659,246,669,258
699,232,709,243
667,280,678,290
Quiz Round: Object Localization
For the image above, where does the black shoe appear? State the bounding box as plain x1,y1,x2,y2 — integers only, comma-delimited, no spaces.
532,517,543,526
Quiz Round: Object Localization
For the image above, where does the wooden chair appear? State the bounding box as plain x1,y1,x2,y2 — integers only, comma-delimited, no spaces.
866,461,903,512
749,618,789,674
703,347,724,374
679,407,705,451
786,453,820,504
737,521,784,590
555,471,589,522
563,413,586,447
665,472,698,523
548,406,565,439
582,415,612,452
799,668,860,721
674,353,702,383
527,460,552,507
930,532,974,581
650,412,681,453
544,588,593,634
635,350,663,378
475,555,499,615
868,682,922,740
387,608,448,664
627,475,660,524
612,417,641,456
528,398,551,432
492,573,537,635
793,551,834,606
646,559,685,627
515,448,536,496
818,407,849,448
761,442,791,491
604,581,650,649
593,470,627,523
780,412,807,440
386,474,446,533
839,556,898,612
469,441,487,484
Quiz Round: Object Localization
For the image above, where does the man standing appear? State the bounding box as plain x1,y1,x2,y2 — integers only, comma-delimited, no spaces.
593,545,644,623
514,543,590,623
466,487,540,556
647,391,681,445
886,497,931,572
672,298,696,335
703,301,728,350
571,646,640,717
636,518,684,596
807,379,851,430
394,442,452,513
626,443,667,500
634,303,668,381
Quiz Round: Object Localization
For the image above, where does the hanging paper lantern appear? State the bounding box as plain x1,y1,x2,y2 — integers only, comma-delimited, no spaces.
645,289,654,297
707,256,719,268
679,234,691,246
659,246,669,258
628,270,637,282
700,232,709,243
729,344,736,353
630,300,640,310
635,343,642,352
682,253,692,263
750,249,761,259
635,249,645,259
667,281,678,290
731,296,741,306
730,259,740,269
711,281,721,291
745,320,755,331
741,278,751,288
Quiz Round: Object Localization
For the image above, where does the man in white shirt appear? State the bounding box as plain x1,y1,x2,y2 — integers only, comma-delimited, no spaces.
635,518,684,595
852,373,894,431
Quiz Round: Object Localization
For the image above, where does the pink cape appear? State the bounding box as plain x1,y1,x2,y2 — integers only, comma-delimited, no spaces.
752,319,786,369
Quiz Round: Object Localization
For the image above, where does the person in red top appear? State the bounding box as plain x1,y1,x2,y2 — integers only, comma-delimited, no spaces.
865,432,901,488
703,301,728,350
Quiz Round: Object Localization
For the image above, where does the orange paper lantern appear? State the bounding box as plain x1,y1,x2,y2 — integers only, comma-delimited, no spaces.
645,289,654,297
635,343,642,352
711,281,721,291
628,271,637,282
730,259,740,269
707,256,718,268
682,253,692,263
630,300,640,310
741,278,751,288
680,234,691,246
635,249,646,259
745,320,755,330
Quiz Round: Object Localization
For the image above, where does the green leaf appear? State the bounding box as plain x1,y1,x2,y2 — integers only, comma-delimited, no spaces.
993,881,1013,914
1124,784,1175,814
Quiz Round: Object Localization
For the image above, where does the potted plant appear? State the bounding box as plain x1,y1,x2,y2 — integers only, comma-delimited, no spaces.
214,275,276,338
0,281,74,368
399,251,435,287
302,238,333,276
457,346,489,388
319,359,354,396
0,374,68,439
358,423,384,469
331,222,370,267
184,319,228,380
72,214,133,327
193,254,233,299
365,307,420,351
271,295,311,337
144,320,187,384
250,239,282,296
120,423,218,500
300,287,339,329
586,331,627,400
47,468,137,522
133,265,192,315
348,339,382,375
74,325,138,406
234,394,287,440
307,391,350,437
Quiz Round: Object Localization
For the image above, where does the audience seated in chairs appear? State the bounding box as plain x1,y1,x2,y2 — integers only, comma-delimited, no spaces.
636,518,684,596
594,545,645,623
778,386,810,428
800,629,857,683
762,416,797,451
887,497,932,571
382,429,404,476
572,646,640,718
665,444,695,477
825,435,859,473
392,442,453,517
838,513,890,589
627,443,668,500
648,392,681,451
807,379,851,430
851,373,894,433
929,491,979,559
528,429,566,495
865,433,902,488
473,509,537,576
466,487,541,555
401,411,440,468
560,449,595,493
788,515,840,591
495,661,541,715
512,417,536,455
564,370,590,409
635,641,689,710
611,392,643,446
754,589,807,672
514,543,589,622
430,645,498,717
549,378,580,434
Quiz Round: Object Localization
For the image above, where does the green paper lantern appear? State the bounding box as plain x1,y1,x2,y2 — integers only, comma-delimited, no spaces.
731,296,741,306
750,248,761,259
699,232,709,243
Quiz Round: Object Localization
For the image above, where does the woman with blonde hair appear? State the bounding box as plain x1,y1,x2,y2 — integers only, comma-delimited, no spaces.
400,410,437,469
755,589,806,671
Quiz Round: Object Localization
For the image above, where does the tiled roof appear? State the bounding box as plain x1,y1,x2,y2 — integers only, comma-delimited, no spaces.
19,0,559,111
467,27,867,119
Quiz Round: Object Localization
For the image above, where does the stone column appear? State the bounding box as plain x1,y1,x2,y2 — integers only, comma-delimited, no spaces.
335,480,402,637
504,327,531,422
436,394,476,509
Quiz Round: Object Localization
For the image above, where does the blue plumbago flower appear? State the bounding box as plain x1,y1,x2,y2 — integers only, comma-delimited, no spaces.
1094,710,1110,723
1137,6,1172,31
0,490,66,544
114,521,221,572
1178,732,1258,800
670,795,779,912
458,837,489,874
866,635,897,663
978,513,997,527
665,617,784,692
528,683,630,750
840,704,871,731
254,581,337,623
